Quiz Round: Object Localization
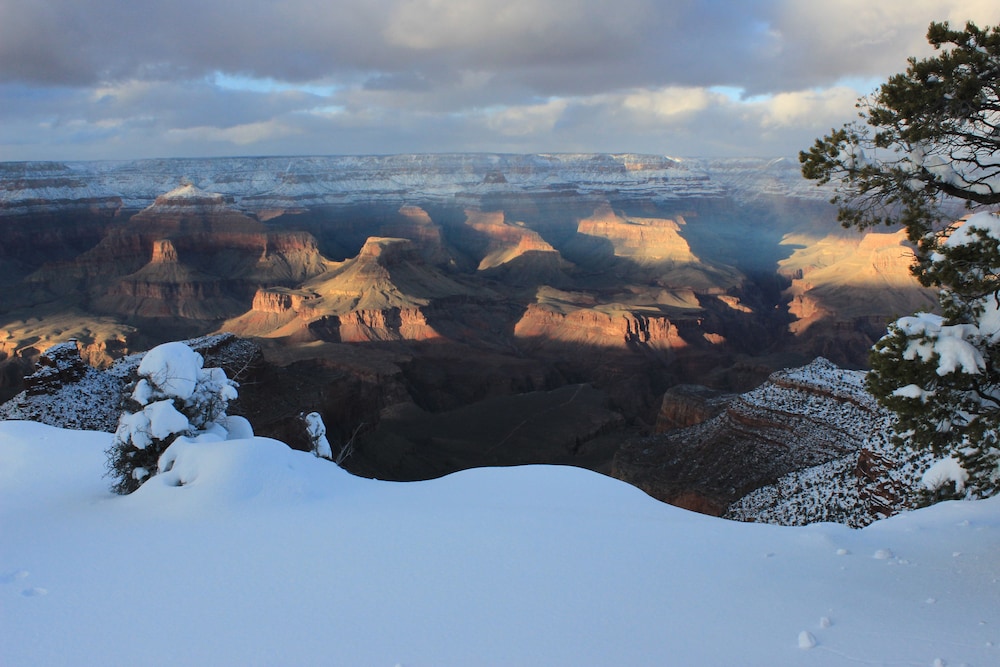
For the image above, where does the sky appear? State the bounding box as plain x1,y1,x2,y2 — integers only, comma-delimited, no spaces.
1,0,998,161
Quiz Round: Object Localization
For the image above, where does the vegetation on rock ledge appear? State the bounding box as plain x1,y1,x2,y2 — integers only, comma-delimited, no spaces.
801,20,1000,499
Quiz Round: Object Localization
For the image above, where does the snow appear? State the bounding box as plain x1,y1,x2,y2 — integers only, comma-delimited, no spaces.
923,456,971,494
219,415,254,440
303,411,332,459
897,312,986,375
136,342,203,401
943,212,1000,248
2,420,999,666
115,411,152,449
0,154,834,215
143,400,190,440
130,378,153,406
892,383,935,402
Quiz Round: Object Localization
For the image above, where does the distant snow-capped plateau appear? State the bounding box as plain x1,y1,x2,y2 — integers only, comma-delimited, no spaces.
0,153,829,213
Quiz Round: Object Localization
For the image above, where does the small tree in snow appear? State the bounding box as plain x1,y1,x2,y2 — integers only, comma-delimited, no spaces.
106,342,238,494
300,411,359,465
303,412,333,460
801,21,1000,500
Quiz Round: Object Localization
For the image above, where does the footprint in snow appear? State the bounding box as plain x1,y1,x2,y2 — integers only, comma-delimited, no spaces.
873,548,894,560
21,587,48,597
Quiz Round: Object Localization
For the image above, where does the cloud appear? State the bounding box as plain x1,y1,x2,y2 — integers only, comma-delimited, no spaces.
755,87,863,129
0,0,998,160
620,88,720,119
166,120,300,146
481,98,570,137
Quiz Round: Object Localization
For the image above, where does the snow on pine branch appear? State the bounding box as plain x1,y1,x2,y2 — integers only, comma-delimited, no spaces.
107,341,246,494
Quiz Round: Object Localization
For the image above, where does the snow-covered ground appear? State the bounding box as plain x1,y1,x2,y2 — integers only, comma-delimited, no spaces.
2,420,999,667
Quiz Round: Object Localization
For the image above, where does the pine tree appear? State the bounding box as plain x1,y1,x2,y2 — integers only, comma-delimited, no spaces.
800,21,1000,500
106,342,238,494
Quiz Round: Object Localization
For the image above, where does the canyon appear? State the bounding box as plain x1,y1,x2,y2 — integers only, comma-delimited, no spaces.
0,154,937,511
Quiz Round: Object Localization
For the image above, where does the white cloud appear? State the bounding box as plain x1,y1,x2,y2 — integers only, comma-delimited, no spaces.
481,98,570,136
755,86,861,129
166,120,299,146
621,88,720,119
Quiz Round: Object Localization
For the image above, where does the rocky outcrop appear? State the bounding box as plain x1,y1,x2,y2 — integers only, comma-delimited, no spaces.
654,384,733,432
21,341,89,396
613,358,882,515
464,210,560,265
724,419,935,528
21,184,330,325
577,204,698,264
150,239,179,264
780,229,936,334
457,209,575,288
512,286,695,351
251,287,320,314
515,303,687,349
224,237,469,342
336,307,441,343
571,204,745,292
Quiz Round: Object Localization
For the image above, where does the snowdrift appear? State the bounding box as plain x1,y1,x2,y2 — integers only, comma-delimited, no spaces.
1,420,999,666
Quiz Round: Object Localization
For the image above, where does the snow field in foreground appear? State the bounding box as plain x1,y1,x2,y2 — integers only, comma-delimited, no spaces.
1,420,999,666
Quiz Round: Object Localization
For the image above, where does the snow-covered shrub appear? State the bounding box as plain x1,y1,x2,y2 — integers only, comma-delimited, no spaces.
302,412,333,460
106,342,240,494
300,411,358,465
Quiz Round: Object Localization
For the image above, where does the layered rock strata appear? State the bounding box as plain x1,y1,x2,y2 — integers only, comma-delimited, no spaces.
613,358,885,515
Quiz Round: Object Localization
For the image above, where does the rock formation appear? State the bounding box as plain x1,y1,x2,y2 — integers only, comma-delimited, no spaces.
777,229,937,366
512,286,699,351
613,358,885,515
23,183,330,327
453,209,576,288
654,384,733,432
225,237,482,343
572,204,744,292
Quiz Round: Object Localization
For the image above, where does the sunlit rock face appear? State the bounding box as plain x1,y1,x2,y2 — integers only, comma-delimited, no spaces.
775,228,937,366
513,299,689,350
14,183,330,326
224,236,473,343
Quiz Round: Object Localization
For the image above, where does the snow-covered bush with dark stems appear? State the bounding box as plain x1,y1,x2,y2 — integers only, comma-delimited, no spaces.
106,342,241,494
303,412,333,460
300,411,359,465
